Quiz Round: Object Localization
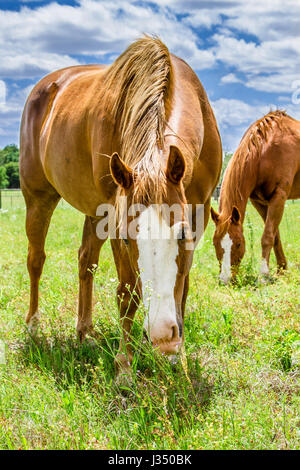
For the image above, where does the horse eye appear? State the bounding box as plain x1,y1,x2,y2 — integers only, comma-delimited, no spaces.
237,243,241,248
122,238,129,246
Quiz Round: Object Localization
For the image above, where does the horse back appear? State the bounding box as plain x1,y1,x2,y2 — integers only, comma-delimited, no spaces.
169,55,222,204
19,65,105,195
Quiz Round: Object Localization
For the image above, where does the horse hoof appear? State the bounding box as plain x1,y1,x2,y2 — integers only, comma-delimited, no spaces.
77,330,86,343
168,354,179,365
277,266,287,275
259,275,268,284
88,329,101,342
76,324,99,344
85,336,99,348
259,274,274,285
26,312,40,336
77,331,99,347
115,370,134,395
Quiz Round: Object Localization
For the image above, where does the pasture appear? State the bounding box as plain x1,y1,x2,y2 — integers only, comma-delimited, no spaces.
0,195,299,450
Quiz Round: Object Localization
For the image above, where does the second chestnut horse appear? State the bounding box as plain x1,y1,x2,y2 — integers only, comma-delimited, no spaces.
212,110,300,283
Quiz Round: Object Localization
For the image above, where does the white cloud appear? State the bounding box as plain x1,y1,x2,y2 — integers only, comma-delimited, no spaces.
160,0,300,42
223,1,300,42
211,97,300,150
277,96,291,103
182,10,222,29
0,0,216,145
213,34,300,93
0,52,80,80
0,80,6,105
0,0,216,80
0,0,300,147
211,98,270,150
160,0,300,95
214,35,299,75
211,98,270,128
220,73,242,85
1,0,298,89
0,84,33,145
245,74,299,94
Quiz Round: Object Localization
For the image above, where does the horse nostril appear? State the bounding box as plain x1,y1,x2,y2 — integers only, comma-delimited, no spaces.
171,324,179,341
171,326,176,340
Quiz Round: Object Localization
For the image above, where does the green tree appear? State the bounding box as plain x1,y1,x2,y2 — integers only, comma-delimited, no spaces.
220,151,233,183
4,161,20,188
0,144,20,188
0,166,8,189
0,144,19,166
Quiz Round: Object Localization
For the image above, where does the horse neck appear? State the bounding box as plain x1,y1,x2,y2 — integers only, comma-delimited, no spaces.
219,161,255,223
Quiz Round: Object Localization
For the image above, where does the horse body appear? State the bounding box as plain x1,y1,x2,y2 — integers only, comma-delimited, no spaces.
20,37,221,372
23,58,215,213
211,111,300,283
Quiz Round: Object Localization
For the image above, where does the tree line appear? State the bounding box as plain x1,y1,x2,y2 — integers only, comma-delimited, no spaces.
0,144,20,189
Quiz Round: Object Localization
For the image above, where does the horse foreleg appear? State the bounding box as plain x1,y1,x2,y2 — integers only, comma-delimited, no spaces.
110,240,141,377
251,198,287,274
115,281,140,376
77,216,105,342
273,230,287,272
260,188,287,277
24,190,60,334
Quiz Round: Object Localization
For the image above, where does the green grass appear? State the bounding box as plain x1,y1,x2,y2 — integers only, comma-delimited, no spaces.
0,196,299,450
0,189,70,210
0,190,25,210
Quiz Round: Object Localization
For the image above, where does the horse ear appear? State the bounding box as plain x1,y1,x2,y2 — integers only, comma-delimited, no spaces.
211,207,220,224
231,206,241,224
110,153,133,189
166,145,185,184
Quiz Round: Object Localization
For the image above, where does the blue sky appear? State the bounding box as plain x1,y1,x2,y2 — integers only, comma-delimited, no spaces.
0,0,299,151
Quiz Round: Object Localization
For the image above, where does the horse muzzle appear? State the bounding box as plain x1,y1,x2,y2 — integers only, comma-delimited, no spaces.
150,322,182,355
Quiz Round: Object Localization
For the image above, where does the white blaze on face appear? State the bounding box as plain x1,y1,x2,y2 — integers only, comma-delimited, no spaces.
137,206,180,346
220,232,233,284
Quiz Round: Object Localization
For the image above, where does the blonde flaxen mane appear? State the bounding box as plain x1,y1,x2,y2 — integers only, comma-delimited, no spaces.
103,36,173,204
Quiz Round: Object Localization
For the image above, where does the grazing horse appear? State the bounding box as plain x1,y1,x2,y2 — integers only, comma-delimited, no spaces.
20,37,222,373
211,110,300,284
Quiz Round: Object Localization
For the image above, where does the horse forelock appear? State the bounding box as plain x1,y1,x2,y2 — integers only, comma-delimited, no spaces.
102,35,173,206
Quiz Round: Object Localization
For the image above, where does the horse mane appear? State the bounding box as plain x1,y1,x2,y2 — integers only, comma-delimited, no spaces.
102,35,173,204
220,110,288,214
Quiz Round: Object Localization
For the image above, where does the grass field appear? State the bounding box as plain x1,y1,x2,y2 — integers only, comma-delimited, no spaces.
0,195,299,450
0,189,70,210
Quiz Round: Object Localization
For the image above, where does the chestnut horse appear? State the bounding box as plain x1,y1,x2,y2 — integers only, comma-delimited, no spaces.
20,37,221,374
211,110,300,284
